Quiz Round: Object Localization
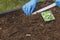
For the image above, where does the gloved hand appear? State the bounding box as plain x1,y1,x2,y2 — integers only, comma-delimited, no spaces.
22,0,38,15
56,0,60,6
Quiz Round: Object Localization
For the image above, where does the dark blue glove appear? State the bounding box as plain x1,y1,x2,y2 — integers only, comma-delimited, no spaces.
22,0,38,15
56,0,60,6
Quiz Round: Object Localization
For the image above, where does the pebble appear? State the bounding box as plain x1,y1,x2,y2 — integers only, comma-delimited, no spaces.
12,17,15,18
26,34,31,37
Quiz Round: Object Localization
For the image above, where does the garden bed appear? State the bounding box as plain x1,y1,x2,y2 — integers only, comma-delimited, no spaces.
0,2,60,40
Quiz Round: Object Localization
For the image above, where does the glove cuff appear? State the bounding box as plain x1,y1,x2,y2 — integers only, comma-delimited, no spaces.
30,0,38,3
56,0,60,6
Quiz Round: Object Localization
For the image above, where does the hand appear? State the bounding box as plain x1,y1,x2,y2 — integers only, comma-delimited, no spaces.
22,0,38,15
56,0,60,6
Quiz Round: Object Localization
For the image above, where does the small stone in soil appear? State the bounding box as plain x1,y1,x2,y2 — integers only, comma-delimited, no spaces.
12,17,15,18
26,34,31,37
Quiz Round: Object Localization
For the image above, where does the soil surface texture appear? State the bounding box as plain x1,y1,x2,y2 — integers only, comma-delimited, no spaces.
0,2,60,40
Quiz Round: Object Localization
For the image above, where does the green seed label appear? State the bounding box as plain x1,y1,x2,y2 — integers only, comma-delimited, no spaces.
41,10,55,22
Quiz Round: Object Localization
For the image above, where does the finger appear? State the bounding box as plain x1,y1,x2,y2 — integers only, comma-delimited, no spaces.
22,6,27,14
26,7,28,14
28,5,31,14
31,5,36,14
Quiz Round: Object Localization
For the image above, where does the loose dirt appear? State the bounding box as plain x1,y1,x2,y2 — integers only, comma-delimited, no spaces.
0,2,60,40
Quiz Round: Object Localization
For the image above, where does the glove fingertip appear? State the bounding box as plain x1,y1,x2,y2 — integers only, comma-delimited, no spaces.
56,0,60,6
31,5,36,14
22,6,27,14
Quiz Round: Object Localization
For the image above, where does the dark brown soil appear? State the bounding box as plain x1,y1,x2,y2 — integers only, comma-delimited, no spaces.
0,2,60,40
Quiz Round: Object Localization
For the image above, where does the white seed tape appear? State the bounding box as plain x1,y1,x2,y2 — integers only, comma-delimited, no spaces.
32,3,56,15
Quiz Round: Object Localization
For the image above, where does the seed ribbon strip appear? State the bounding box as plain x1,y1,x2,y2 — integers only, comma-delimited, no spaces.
32,3,56,15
